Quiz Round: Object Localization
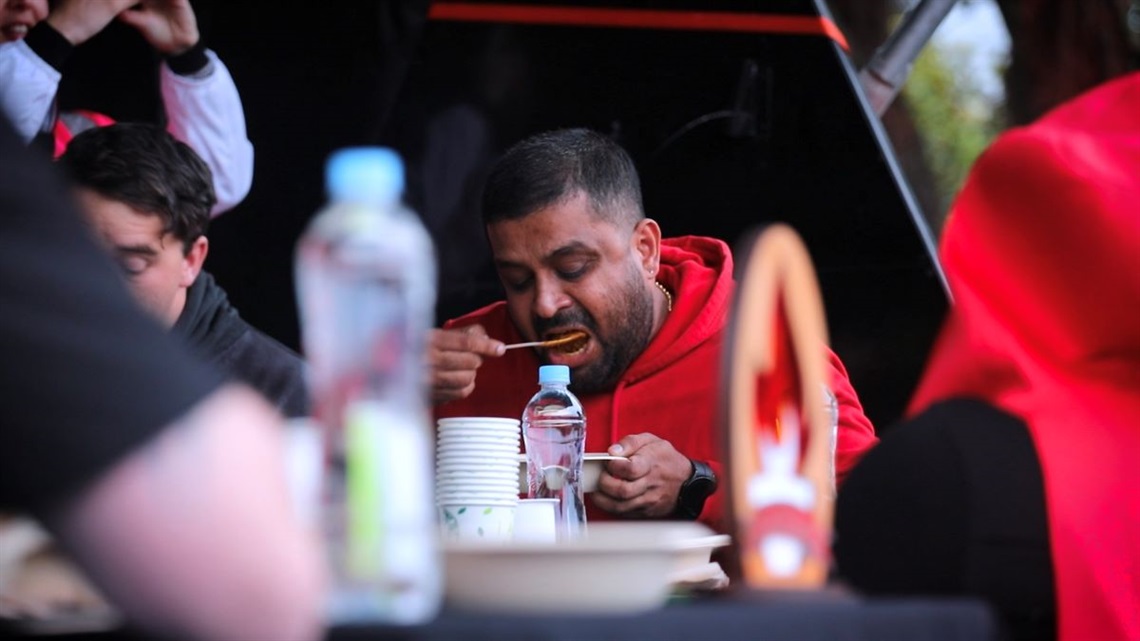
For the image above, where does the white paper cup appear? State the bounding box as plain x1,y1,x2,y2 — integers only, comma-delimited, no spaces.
437,444,519,452
436,487,521,502
437,455,519,467
435,463,522,474
436,458,520,471
437,419,521,435
438,476,518,486
438,417,521,427
437,441,520,452
437,443,520,454
435,478,522,491
435,491,519,503
437,439,520,447
436,487,520,501
438,502,517,543
436,474,521,485
437,428,519,437
513,498,558,543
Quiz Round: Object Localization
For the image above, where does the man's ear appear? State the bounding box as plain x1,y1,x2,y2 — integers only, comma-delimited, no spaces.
180,236,209,287
634,218,663,276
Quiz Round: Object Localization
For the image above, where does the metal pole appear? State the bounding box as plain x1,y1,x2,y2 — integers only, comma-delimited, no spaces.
858,0,960,117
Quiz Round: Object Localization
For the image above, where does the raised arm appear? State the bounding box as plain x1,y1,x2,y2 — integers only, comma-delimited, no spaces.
118,0,254,216
0,40,58,142
0,0,136,142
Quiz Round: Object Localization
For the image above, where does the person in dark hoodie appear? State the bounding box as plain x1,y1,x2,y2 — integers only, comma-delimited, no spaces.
0,110,323,641
57,122,309,418
429,128,878,532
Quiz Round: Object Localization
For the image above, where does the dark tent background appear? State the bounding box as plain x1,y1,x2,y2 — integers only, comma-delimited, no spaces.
55,0,948,433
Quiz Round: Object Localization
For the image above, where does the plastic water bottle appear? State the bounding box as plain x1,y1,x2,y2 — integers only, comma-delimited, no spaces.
521,364,587,540
294,147,441,624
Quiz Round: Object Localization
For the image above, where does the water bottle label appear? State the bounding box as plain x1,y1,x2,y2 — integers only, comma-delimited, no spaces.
344,400,433,580
345,400,387,579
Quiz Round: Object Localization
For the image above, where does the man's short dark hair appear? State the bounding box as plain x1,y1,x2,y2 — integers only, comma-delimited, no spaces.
481,128,644,227
58,123,216,253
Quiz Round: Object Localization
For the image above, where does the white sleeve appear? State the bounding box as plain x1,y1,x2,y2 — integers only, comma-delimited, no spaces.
160,50,255,218
0,41,61,144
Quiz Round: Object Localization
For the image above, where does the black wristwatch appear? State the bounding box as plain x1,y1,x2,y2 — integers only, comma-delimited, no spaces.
672,459,718,520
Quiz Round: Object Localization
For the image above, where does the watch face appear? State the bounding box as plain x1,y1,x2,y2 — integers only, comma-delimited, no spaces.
689,461,717,493
678,465,718,519
686,476,717,499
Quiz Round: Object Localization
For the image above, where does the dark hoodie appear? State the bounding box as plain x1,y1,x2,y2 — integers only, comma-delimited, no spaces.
436,236,876,531
173,271,309,418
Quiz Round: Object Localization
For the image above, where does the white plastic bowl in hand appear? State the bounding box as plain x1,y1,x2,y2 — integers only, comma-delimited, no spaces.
515,453,627,495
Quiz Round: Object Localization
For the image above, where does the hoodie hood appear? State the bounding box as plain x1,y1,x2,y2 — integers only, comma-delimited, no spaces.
909,72,1140,641
619,235,734,384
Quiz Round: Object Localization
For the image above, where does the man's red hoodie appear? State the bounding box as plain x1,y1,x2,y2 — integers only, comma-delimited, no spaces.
436,235,878,532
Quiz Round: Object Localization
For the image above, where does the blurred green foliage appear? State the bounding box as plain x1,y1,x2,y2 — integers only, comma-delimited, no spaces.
903,43,1005,229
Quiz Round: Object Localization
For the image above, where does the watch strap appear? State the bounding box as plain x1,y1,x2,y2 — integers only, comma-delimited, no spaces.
673,459,717,520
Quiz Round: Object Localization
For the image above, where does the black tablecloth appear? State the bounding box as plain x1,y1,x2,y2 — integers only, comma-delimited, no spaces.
3,589,1003,641
332,589,1002,641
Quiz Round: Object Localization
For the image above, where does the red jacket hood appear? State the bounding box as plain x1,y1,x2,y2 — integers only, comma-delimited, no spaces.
623,235,734,384
909,71,1140,641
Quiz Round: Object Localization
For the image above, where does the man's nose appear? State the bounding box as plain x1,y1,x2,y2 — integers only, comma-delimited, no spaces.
532,279,569,319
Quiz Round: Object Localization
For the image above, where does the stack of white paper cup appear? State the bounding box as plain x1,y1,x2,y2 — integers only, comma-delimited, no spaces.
435,417,522,543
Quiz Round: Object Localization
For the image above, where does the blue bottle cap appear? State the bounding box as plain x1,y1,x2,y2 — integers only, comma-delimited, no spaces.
538,364,570,385
325,147,404,205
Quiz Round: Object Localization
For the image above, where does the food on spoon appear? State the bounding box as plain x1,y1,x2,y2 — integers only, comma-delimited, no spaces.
544,330,589,354
502,330,590,352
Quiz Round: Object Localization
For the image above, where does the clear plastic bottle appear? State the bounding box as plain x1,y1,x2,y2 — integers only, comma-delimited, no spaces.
521,364,587,540
294,147,441,624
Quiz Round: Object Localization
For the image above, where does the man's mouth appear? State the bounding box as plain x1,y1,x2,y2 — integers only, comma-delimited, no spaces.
543,330,589,355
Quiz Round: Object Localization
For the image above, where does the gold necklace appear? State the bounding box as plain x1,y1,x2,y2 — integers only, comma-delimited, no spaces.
655,280,673,313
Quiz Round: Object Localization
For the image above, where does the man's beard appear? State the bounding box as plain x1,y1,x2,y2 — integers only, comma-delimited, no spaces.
536,274,655,395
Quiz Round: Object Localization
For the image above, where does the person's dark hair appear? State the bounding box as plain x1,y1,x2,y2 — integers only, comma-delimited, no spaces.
481,128,643,227
58,123,216,254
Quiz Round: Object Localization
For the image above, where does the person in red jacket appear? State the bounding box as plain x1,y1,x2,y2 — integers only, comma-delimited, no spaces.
429,127,878,532
833,72,1140,641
